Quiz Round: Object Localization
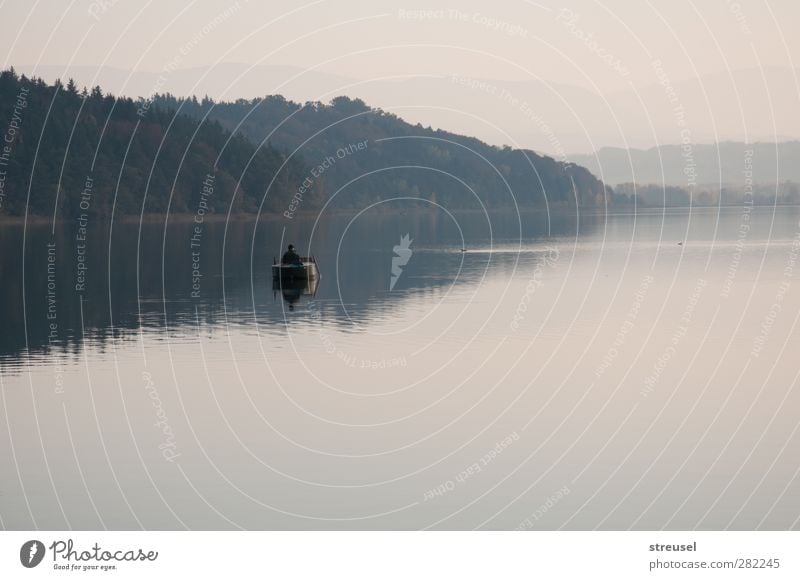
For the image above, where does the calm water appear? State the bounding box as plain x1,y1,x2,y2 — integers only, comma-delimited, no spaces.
1,206,800,530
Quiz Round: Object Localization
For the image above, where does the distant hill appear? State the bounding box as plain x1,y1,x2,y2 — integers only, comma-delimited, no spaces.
151,93,609,211
570,141,800,187
0,69,608,218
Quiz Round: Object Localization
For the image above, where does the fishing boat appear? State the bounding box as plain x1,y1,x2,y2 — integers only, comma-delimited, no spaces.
272,255,319,281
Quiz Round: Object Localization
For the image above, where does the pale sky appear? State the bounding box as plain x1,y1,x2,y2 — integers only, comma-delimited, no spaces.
3,0,799,152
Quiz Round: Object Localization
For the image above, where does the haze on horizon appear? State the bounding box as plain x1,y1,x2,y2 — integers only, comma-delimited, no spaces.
3,0,799,155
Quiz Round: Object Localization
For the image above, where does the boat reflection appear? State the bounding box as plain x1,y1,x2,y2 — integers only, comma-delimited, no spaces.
272,276,319,310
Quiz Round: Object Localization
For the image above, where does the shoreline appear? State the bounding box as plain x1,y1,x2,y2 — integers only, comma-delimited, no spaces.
1,204,799,225
0,209,350,225
0,207,537,225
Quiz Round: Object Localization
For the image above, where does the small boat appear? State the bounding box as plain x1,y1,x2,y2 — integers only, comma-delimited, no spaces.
272,255,319,281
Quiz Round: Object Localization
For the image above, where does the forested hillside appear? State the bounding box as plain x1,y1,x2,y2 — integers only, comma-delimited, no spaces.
153,93,610,211
0,68,304,217
0,68,609,217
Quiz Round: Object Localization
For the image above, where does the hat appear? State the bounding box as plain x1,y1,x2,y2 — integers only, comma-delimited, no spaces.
288,244,294,250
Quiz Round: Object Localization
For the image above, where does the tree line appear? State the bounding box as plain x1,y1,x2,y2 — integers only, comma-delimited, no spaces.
0,68,305,218
0,68,609,218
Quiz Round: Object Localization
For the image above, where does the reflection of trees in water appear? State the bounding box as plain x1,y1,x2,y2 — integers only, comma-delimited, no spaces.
0,209,591,365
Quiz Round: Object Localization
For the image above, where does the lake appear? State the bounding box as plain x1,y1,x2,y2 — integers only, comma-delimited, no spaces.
1,205,799,530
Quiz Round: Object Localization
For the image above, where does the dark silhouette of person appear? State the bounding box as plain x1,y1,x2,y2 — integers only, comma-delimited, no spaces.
281,244,301,265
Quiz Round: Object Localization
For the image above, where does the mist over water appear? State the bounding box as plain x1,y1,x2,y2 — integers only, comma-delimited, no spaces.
1,206,799,530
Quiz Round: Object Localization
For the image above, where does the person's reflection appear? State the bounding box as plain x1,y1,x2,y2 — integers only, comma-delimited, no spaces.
273,277,316,310
282,286,303,310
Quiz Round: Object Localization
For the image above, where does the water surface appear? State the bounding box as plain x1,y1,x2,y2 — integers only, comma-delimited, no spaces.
1,206,799,530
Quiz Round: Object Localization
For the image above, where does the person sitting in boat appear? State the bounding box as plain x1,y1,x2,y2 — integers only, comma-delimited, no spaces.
281,244,302,265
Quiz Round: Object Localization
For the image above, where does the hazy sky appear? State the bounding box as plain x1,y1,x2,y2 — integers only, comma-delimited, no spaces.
2,0,799,151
